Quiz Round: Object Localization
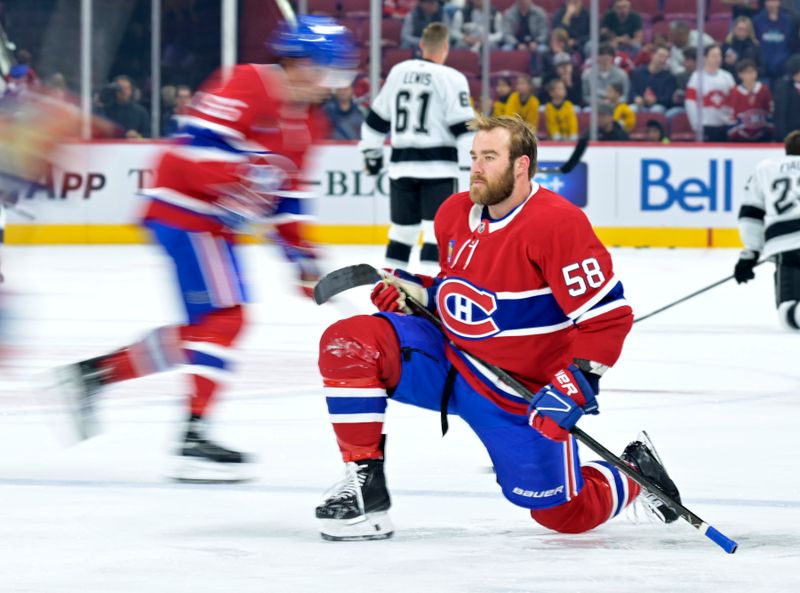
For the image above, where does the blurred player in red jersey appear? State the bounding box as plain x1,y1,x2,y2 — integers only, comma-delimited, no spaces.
51,17,356,482
314,114,682,541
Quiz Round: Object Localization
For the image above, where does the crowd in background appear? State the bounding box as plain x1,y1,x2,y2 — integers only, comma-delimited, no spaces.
319,0,800,143
2,0,800,143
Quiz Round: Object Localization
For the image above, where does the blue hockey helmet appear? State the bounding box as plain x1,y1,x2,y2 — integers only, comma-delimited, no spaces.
270,16,355,67
270,16,357,87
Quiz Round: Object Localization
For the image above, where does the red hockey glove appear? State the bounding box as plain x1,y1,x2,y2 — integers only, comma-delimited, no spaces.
370,269,431,314
528,365,599,441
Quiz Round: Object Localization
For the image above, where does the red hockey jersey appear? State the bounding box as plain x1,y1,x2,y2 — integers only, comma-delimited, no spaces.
142,64,323,235
432,184,633,414
727,82,773,141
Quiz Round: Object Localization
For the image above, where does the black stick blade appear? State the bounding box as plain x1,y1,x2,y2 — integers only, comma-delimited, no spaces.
313,264,381,305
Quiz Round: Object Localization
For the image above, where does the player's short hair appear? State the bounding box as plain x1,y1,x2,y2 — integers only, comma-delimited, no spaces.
421,22,449,53
785,130,800,156
468,113,538,178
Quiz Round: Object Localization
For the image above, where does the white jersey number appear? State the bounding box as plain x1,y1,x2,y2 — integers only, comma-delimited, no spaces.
562,258,605,296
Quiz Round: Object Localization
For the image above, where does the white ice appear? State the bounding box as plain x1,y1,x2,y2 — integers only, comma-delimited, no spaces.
0,244,797,593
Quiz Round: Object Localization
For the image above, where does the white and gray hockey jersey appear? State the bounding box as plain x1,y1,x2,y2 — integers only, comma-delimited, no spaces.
359,58,474,180
739,155,800,257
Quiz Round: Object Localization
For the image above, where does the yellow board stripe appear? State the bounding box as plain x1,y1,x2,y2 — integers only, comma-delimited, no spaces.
4,224,743,248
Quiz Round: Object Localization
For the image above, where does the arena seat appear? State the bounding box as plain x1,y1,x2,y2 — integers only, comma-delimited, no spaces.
446,49,481,78
630,112,669,141
490,50,532,76
668,111,696,141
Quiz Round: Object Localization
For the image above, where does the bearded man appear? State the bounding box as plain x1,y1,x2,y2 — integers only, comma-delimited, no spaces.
312,114,681,542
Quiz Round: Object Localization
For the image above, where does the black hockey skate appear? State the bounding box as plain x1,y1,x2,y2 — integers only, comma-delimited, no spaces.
51,357,109,441
170,417,254,483
622,431,682,524
316,459,393,541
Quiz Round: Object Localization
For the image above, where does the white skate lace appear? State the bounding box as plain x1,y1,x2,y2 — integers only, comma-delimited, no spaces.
322,462,368,504
626,490,668,524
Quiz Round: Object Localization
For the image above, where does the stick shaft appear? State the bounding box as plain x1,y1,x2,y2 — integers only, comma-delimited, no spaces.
634,260,767,324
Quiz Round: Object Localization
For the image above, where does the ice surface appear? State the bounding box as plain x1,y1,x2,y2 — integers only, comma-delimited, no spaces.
0,244,798,593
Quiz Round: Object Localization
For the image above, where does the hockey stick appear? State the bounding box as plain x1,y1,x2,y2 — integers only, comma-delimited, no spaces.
313,264,739,554
458,137,589,175
538,136,588,175
634,259,769,324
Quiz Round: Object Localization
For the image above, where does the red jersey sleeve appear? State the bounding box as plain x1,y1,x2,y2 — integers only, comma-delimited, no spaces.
532,205,633,367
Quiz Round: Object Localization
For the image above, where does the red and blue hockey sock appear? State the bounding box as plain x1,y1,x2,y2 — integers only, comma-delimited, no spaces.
531,462,641,534
318,315,401,462
90,306,244,417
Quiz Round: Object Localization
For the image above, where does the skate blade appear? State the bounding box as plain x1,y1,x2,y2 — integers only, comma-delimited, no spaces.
45,367,99,444
319,512,394,541
167,457,256,484
637,430,668,469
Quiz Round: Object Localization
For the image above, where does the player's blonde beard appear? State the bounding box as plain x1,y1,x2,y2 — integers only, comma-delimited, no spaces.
469,161,515,207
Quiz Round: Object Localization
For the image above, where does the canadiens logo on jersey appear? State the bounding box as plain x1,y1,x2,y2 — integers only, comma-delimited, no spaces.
437,279,501,339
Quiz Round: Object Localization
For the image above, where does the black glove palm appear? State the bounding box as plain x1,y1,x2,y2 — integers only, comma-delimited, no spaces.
734,251,759,284
363,149,383,176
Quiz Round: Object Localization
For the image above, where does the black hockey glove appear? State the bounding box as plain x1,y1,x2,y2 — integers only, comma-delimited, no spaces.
734,250,759,284
363,149,383,176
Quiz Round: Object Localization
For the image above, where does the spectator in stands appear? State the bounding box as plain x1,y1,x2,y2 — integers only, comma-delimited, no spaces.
727,59,774,141
773,54,800,139
600,0,643,54
672,47,696,111
163,84,192,136
539,28,571,81
401,0,444,49
582,31,635,75
544,78,579,140
685,45,736,141
548,52,583,105
505,74,540,128
753,0,799,86
581,43,630,105
630,44,677,113
722,0,766,19
668,20,715,76
100,75,150,139
606,82,635,133
645,120,670,143
12,50,39,88
551,0,590,52
385,0,417,19
722,17,762,78
453,22,482,52
450,1,504,50
501,0,549,51
323,86,366,141
491,76,513,116
596,102,629,141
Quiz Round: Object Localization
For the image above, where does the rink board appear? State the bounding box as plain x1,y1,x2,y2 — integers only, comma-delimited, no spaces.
4,141,783,247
